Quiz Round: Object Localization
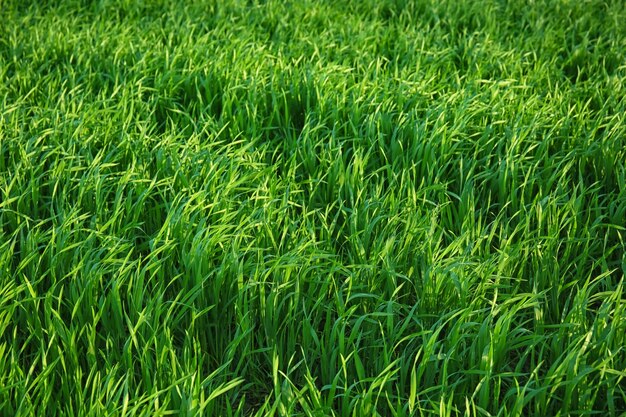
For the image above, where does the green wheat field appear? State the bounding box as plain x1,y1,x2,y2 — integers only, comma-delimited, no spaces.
1,0,625,416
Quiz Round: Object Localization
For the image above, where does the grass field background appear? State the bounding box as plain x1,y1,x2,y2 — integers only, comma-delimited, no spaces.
1,0,625,415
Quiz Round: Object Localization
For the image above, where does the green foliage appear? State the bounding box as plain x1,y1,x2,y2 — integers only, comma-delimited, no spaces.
0,0,625,415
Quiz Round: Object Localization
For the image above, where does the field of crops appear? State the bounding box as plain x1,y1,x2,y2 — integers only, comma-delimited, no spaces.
1,0,625,415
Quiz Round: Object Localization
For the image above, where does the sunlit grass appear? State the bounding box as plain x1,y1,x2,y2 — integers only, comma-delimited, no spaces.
1,0,625,415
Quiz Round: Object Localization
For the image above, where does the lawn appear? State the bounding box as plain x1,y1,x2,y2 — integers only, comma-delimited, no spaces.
0,0,625,415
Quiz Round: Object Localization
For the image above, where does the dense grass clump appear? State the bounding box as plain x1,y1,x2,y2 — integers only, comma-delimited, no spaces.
1,0,625,415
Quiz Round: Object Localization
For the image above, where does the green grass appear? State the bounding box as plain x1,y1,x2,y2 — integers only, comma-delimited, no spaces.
1,0,625,415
